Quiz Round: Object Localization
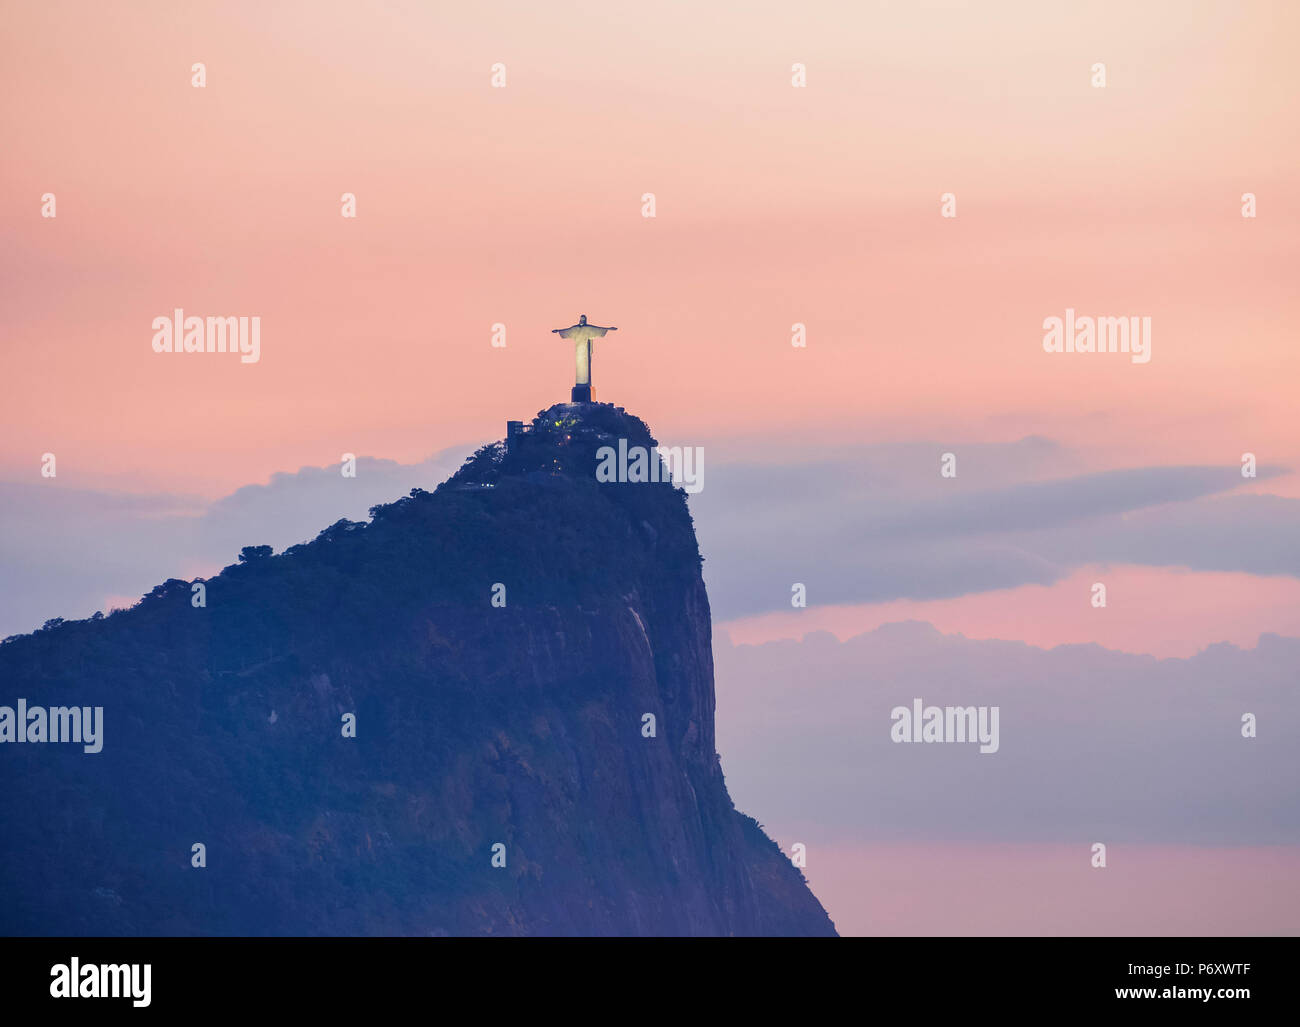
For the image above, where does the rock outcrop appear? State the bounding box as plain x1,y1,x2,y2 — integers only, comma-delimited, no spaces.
0,403,836,936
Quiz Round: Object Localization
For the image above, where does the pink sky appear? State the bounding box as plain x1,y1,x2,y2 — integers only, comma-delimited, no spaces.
3,0,1298,495
788,841,1300,935
3,1,1297,935
721,564,1300,658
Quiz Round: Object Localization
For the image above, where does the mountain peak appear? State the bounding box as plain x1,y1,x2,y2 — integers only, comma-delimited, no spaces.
0,408,836,936
448,402,658,488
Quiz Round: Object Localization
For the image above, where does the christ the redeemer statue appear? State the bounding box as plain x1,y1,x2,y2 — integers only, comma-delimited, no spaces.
552,314,616,403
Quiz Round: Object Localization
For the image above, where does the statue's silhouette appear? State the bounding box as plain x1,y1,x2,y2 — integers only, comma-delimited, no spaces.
552,314,617,403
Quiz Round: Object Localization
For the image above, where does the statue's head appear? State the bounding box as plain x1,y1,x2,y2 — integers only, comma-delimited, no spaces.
578,314,587,325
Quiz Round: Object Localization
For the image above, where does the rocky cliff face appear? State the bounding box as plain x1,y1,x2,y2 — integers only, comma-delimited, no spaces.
0,404,836,936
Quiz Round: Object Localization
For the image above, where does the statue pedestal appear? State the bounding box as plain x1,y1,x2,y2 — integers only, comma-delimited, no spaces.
553,316,615,407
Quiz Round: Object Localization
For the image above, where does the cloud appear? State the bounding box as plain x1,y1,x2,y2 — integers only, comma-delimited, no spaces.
1028,493,1300,579
691,441,1296,619
0,447,470,637
2,436,1296,638
714,623,1300,846
193,449,470,565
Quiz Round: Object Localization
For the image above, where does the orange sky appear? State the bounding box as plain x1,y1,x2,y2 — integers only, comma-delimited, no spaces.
3,0,1298,497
